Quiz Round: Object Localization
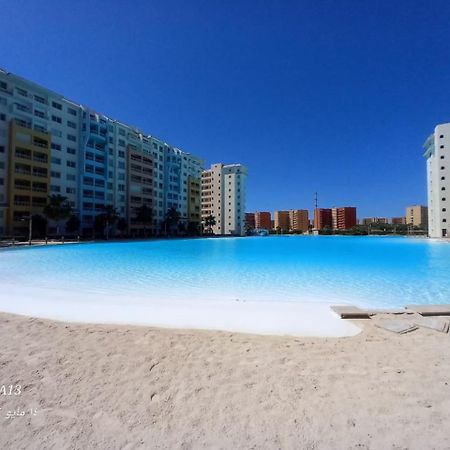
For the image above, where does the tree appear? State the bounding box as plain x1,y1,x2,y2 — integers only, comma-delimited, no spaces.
204,214,216,234
135,204,153,237
43,194,72,236
165,207,181,235
117,217,128,237
66,215,80,235
31,214,47,239
100,205,119,240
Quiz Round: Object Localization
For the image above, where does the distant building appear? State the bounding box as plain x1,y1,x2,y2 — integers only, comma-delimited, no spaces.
255,211,272,230
335,207,357,229
201,163,247,235
274,210,290,232
245,212,255,230
313,208,332,230
289,209,309,232
405,205,428,230
391,217,406,225
362,217,388,225
423,123,450,238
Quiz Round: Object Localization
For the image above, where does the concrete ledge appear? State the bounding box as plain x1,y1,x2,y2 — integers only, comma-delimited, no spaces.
332,306,413,319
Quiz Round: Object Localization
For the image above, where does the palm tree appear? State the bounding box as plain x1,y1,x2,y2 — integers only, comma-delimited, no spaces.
135,204,153,237
204,214,216,234
116,217,128,237
43,194,72,237
101,205,119,240
165,207,181,235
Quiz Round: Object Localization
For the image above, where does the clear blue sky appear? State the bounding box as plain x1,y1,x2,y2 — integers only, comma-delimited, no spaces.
1,0,450,217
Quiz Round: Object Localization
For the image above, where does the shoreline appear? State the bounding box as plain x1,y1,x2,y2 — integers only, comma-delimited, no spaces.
0,283,360,337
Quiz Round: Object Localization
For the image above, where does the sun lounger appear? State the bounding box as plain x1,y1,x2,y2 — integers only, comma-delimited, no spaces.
414,317,450,333
375,319,418,334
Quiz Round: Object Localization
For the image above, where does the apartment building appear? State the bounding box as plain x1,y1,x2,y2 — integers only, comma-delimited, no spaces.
255,211,272,230
313,208,332,230
201,163,247,235
289,209,309,232
362,217,388,225
335,207,357,230
391,217,406,225
405,205,428,230
245,212,255,230
127,148,153,235
274,210,290,232
423,123,450,238
0,68,203,236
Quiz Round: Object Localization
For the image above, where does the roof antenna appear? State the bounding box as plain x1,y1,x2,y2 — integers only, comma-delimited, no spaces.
314,192,318,209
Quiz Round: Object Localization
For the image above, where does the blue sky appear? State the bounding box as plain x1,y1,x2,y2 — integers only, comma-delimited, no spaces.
1,0,450,217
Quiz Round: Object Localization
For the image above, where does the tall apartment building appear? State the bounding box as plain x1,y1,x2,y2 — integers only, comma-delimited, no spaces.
423,123,450,238
201,163,247,235
255,211,272,230
0,69,203,236
335,207,357,230
405,205,428,230
289,209,309,232
313,208,332,230
274,210,290,232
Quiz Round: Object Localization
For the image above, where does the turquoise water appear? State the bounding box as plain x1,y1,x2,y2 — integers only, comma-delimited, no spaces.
1,236,450,308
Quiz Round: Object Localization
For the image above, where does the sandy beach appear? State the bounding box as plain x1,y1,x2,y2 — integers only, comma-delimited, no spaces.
0,312,449,450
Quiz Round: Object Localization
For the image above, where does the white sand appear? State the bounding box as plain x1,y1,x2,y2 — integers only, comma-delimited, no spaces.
0,283,360,337
0,312,449,449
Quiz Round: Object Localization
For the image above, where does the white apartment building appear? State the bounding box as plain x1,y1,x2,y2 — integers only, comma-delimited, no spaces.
0,68,204,237
201,163,247,235
423,123,450,238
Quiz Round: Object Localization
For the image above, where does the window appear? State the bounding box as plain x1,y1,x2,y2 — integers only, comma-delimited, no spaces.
67,161,76,168
440,135,444,138
67,134,76,142
0,146,4,153
442,198,446,201
442,208,447,212
0,113,5,121
444,219,447,223
51,185,61,192
118,139,125,147
67,121,77,129
34,95,47,104
52,101,62,110
51,171,61,178
67,174,76,181
442,187,446,191
16,87,27,97
67,147,76,155
34,109,45,118
51,143,61,151
68,107,77,116
442,177,446,180
66,187,76,194
0,81,7,90
441,145,445,149
51,115,62,124
119,129,125,136
441,166,445,170
51,157,61,165
441,156,445,159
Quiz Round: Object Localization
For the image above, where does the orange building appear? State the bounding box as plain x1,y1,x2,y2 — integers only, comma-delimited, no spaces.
245,212,255,230
335,207,357,229
289,209,309,232
313,208,332,230
255,211,272,230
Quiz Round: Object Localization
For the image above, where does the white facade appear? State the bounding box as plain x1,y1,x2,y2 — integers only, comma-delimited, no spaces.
201,163,247,235
424,123,450,238
0,68,203,236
